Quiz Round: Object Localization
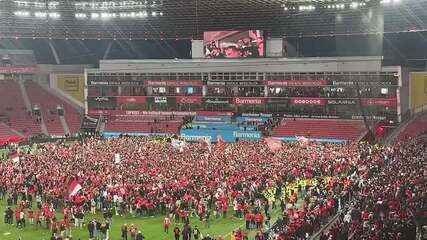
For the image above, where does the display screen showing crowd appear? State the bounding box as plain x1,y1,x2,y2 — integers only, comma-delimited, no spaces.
204,30,265,59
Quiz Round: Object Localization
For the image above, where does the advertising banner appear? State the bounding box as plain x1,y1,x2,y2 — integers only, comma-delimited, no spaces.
176,96,203,104
241,113,273,117
236,116,269,123
279,137,346,144
207,81,263,86
282,114,340,119
196,111,234,116
291,98,327,105
88,110,233,117
194,115,232,123
351,115,387,121
0,66,38,74
55,74,85,103
361,98,397,107
189,123,257,131
103,132,172,138
180,129,261,143
233,97,266,105
116,96,148,104
331,81,397,86
145,80,203,87
410,73,427,110
265,80,328,87
88,80,144,86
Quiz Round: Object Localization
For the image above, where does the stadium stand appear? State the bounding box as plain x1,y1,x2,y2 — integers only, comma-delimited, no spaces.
398,113,427,140
272,118,366,141
104,115,183,135
0,80,42,137
0,123,20,140
24,81,81,137
25,81,66,136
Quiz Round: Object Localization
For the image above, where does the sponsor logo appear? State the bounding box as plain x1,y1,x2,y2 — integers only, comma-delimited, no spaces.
282,114,340,119
207,81,226,86
181,134,212,142
233,131,261,139
207,81,261,86
94,97,110,102
266,80,327,86
146,80,202,87
292,98,325,105
176,96,203,104
154,97,168,103
90,81,109,85
205,98,230,104
332,81,395,86
351,115,387,120
234,98,265,105
327,99,357,105
241,113,272,117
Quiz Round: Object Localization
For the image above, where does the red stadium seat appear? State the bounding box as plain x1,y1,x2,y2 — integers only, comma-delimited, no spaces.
0,81,42,136
25,81,81,136
272,118,366,141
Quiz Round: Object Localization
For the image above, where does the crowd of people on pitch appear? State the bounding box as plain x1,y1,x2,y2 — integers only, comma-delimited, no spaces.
317,138,425,240
0,136,424,240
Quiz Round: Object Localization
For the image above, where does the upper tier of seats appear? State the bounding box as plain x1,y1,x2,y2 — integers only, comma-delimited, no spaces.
272,118,366,141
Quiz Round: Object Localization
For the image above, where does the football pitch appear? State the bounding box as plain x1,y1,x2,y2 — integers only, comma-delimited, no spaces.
0,201,251,240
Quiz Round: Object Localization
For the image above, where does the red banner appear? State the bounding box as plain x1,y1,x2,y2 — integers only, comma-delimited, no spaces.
116,96,147,104
0,66,38,74
145,80,203,87
291,98,327,105
361,98,397,107
176,96,203,104
88,110,233,116
265,80,328,87
233,97,266,105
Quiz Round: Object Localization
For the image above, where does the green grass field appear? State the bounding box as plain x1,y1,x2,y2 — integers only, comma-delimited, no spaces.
0,202,253,240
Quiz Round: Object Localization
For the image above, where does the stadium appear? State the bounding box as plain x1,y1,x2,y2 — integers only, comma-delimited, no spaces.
0,0,426,239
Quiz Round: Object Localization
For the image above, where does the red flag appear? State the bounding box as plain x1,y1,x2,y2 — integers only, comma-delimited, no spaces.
216,135,226,152
68,180,82,197
265,137,282,152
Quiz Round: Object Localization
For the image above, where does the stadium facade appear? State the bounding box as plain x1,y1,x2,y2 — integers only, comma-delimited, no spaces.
86,56,406,123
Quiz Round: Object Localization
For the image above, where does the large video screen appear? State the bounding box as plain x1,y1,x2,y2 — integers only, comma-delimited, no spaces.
204,30,264,58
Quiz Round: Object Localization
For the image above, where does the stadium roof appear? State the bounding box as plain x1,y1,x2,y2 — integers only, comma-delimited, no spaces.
0,0,426,39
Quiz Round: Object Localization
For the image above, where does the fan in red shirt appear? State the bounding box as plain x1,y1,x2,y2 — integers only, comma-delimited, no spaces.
255,212,264,229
